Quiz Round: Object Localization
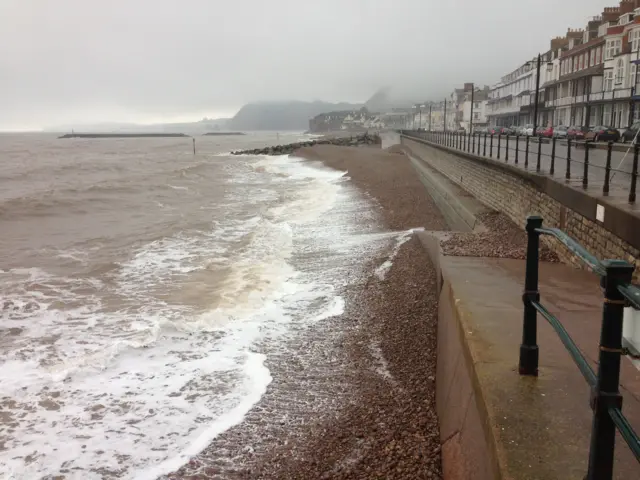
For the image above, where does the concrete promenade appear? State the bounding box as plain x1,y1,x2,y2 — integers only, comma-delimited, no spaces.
421,236,640,479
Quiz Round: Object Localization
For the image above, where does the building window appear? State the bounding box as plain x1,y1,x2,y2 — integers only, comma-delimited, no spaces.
590,49,595,67
473,112,479,120
631,63,638,88
474,102,479,108
606,38,622,60
605,70,614,91
603,104,612,126
633,30,640,54
616,58,624,84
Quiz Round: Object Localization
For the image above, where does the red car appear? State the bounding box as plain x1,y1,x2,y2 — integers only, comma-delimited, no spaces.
567,126,585,140
539,126,554,138
487,126,501,135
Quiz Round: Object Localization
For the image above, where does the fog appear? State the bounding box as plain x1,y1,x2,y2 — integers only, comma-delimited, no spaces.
0,0,609,130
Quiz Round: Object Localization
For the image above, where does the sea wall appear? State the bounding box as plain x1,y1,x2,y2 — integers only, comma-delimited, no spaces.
401,135,640,278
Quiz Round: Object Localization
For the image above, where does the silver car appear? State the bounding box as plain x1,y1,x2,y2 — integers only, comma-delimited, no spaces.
553,125,568,139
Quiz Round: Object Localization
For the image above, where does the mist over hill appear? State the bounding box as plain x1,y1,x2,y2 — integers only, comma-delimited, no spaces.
226,101,362,131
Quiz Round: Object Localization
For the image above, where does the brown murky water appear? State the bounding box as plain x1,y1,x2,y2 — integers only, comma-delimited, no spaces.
0,132,400,479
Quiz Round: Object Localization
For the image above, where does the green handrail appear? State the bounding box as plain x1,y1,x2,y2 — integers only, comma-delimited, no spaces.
521,216,640,478
609,407,640,460
535,227,606,276
531,300,596,386
619,283,640,310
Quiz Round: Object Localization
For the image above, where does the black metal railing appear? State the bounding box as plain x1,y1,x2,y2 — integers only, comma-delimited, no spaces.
520,215,640,479
399,130,640,204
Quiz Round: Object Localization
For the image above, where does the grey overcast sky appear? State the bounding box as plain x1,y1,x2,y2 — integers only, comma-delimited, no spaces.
0,0,611,130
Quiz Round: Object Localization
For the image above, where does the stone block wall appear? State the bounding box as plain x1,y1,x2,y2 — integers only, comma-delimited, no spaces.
401,136,640,278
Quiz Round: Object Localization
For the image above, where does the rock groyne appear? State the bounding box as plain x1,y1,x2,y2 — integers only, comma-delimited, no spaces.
231,133,380,155
58,133,189,139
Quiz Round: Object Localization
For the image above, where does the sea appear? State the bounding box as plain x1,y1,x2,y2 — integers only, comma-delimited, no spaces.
0,132,411,479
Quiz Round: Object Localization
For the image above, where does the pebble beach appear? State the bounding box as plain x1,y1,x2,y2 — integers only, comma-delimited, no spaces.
166,143,449,479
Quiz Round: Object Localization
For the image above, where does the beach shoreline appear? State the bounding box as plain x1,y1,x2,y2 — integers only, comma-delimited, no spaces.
166,144,447,479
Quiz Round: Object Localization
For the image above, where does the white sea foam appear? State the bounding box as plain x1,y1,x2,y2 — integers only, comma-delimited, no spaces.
0,152,396,479
374,227,424,280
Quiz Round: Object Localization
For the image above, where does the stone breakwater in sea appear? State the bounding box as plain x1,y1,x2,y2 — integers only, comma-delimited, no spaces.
231,133,381,156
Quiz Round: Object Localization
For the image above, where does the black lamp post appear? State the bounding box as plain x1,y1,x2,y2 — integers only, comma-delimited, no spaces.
630,46,640,126
527,54,554,135
443,98,447,132
469,84,475,135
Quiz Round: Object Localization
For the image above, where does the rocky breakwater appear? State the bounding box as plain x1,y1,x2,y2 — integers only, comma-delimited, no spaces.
231,133,380,155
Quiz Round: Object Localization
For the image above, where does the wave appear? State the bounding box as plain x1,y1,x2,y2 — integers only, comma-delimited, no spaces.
0,152,392,479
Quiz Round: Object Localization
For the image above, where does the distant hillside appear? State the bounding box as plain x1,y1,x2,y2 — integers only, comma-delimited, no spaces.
227,101,362,131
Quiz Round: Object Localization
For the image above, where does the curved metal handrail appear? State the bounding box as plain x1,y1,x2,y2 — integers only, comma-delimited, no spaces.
535,227,606,276
619,283,640,310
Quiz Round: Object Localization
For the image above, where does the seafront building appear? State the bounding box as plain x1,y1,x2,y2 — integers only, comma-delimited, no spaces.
410,85,490,132
435,1,640,132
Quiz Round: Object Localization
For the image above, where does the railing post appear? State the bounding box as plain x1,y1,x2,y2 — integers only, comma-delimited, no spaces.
505,135,510,162
471,133,475,154
550,136,556,175
630,144,639,203
583,142,590,190
497,134,502,160
536,137,542,172
519,215,543,377
566,138,572,181
483,133,487,156
586,260,634,480
490,134,494,157
525,135,530,168
603,142,612,196
515,135,520,164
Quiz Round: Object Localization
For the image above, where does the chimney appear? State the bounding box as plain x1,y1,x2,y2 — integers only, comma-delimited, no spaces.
550,35,569,51
566,28,584,39
464,82,474,92
620,0,635,14
603,6,622,22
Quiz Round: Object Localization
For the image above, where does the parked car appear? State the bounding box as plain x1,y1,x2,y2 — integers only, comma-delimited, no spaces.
500,126,514,135
539,126,554,138
524,124,534,136
584,126,621,143
487,126,501,135
567,126,586,140
621,120,640,143
553,125,568,139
